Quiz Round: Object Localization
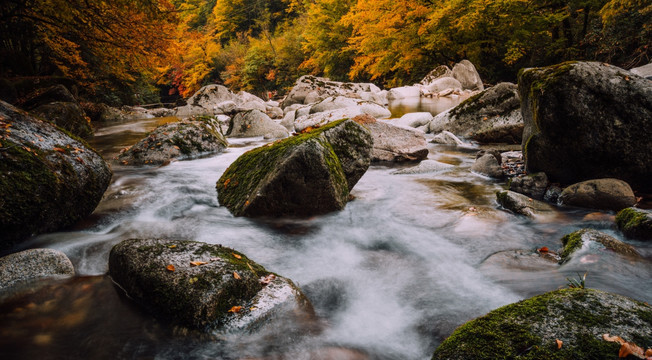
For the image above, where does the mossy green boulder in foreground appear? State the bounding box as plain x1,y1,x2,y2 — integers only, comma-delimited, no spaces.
217,119,373,217
0,100,112,249
433,288,652,360
519,61,652,192
109,239,314,331
616,207,652,241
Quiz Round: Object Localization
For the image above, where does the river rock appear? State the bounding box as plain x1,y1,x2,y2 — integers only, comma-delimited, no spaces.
420,65,453,86
282,75,384,107
471,153,504,178
117,117,227,166
616,207,652,241
630,62,652,79
496,190,555,218
558,178,636,211
294,107,368,132
394,112,433,129
308,96,391,120
365,121,428,162
391,160,453,175
0,100,112,248
186,84,239,109
451,59,484,91
0,248,75,298
509,172,549,200
559,228,640,263
387,86,422,100
236,91,267,112
109,239,313,331
266,105,284,119
226,110,288,138
424,77,463,95
428,82,522,143
433,288,652,360
431,131,466,146
22,85,93,138
519,61,652,191
217,119,372,217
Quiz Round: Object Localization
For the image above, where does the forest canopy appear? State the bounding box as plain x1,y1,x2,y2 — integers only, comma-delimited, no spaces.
1,0,649,104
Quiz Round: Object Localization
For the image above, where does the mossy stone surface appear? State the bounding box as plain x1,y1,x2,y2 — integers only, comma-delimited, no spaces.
217,119,372,217
433,288,652,360
0,100,112,249
616,207,652,241
518,61,652,191
560,228,640,263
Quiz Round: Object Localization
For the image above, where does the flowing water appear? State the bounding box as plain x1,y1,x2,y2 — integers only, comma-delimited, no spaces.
2,99,651,359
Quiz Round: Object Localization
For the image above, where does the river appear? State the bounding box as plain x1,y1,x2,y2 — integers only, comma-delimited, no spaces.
1,98,651,359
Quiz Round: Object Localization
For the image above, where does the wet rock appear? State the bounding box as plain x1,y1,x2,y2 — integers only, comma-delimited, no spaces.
471,153,504,179
424,77,462,94
616,207,652,241
109,239,313,331
395,112,433,129
294,108,363,133
451,59,484,91
391,160,453,175
186,84,239,109
217,119,372,217
117,117,227,166
148,107,175,118
22,85,93,138
519,61,652,192
420,65,453,86
509,172,549,200
307,96,390,120
558,178,636,211
387,86,421,100
0,248,74,299
0,101,112,248
263,129,289,140
365,121,428,162
496,190,555,218
544,184,563,203
559,229,640,263
630,62,652,78
431,131,466,146
479,249,559,272
227,110,288,138
428,82,522,143
282,75,384,107
433,288,652,360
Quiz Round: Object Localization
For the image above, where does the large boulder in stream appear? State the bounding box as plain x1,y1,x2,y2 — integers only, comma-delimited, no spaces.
21,85,93,138
282,75,386,108
428,82,523,143
0,100,112,249
117,117,228,166
433,288,652,360
217,119,372,217
616,207,652,241
519,61,652,192
363,118,429,162
558,178,636,211
0,248,75,300
226,109,289,138
109,239,314,331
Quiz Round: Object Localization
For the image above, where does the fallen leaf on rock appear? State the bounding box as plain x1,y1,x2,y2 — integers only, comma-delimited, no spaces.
556,339,563,349
190,261,207,266
231,252,242,259
603,334,626,344
168,245,176,249
250,307,257,311
228,306,242,313
54,147,66,153
166,264,175,272
247,262,258,277
646,349,652,357
260,274,276,285
233,271,241,280
619,342,645,359
538,247,549,253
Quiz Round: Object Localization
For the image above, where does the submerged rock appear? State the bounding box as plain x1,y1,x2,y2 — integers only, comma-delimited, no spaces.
217,119,372,217
616,207,652,241
496,190,555,218
433,288,652,360
519,61,652,192
0,100,112,248
0,248,75,300
109,239,313,331
559,229,640,263
365,121,428,162
117,117,227,165
429,82,522,143
558,178,636,211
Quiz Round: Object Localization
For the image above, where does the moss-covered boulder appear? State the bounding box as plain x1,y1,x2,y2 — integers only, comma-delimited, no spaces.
428,82,523,143
109,239,314,331
559,229,640,263
217,119,372,217
433,288,652,360
616,207,652,241
0,100,112,249
21,85,93,138
559,178,636,211
117,117,227,166
519,61,652,192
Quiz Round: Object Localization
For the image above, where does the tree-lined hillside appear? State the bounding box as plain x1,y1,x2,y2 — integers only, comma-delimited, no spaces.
1,0,649,104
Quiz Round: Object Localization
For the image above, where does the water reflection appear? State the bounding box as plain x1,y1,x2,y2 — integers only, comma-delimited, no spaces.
388,96,468,118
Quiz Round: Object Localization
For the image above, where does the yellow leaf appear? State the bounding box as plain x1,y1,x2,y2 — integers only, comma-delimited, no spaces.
228,306,242,313
166,264,175,272
231,252,242,259
168,245,176,249
233,271,241,280
190,261,207,266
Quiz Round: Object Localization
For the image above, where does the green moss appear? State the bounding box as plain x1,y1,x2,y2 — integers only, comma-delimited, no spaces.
560,230,584,263
217,119,349,216
616,208,652,240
